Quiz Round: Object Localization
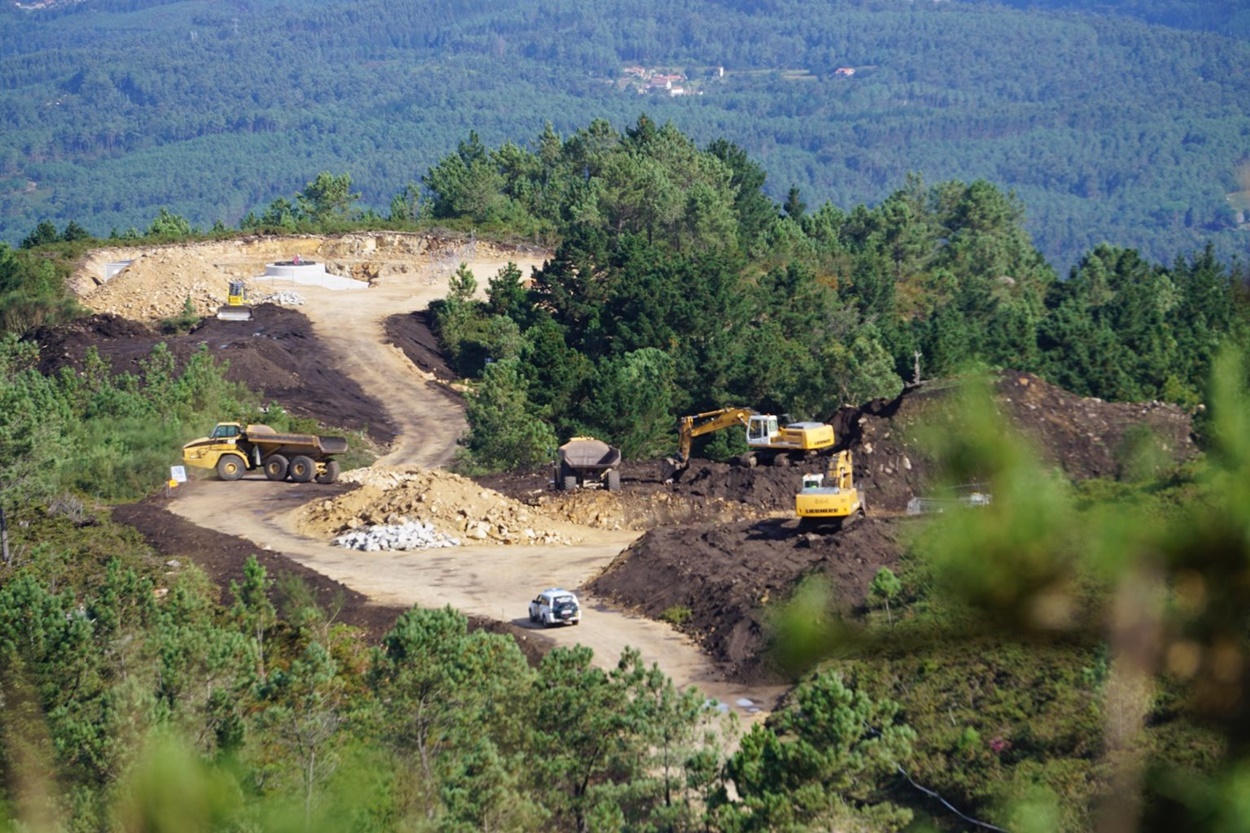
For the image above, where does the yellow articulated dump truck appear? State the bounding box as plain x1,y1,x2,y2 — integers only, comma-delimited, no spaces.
182,422,347,483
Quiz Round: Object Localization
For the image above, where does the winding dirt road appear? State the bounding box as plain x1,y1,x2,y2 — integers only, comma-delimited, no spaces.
167,251,785,719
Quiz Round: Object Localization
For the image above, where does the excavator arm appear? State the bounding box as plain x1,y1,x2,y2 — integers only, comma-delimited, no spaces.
674,407,755,464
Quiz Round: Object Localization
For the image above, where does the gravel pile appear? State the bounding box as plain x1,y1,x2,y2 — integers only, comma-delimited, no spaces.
255,290,306,306
334,519,460,551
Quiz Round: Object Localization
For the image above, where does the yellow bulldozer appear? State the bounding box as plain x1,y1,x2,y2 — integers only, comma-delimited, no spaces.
795,450,864,529
217,279,253,321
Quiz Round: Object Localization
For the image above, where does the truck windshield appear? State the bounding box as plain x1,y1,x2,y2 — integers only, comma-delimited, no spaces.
211,425,240,439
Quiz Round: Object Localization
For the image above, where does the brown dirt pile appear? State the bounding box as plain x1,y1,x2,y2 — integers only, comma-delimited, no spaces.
478,459,802,525
830,370,1199,514
296,466,590,546
26,305,400,444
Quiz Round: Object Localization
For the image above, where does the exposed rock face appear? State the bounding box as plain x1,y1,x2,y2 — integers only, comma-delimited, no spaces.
69,232,545,323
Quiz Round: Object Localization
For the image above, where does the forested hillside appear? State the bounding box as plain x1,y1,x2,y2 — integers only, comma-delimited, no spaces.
7,101,1250,828
2,0,1248,271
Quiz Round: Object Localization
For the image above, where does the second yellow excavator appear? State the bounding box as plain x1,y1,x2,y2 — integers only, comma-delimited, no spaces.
794,450,864,529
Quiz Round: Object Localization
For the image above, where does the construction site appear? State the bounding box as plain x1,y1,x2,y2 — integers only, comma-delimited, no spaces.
32,232,1201,715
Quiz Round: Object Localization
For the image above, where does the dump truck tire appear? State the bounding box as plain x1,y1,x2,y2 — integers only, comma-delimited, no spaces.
315,460,341,484
216,454,246,481
289,455,316,483
263,455,289,481
562,475,578,492
607,469,621,492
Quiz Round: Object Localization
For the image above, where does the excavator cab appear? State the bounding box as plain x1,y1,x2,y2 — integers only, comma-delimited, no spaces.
747,414,780,443
217,280,253,321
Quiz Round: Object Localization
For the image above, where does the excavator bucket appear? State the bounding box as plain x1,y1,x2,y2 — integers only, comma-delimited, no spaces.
660,456,687,484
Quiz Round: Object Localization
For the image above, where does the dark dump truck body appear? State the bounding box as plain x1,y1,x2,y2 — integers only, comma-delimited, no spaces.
555,437,622,492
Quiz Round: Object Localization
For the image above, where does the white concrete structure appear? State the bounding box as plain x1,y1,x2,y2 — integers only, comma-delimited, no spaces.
104,261,133,282
258,261,368,291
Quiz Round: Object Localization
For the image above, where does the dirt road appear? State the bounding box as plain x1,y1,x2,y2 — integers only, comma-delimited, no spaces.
168,252,785,719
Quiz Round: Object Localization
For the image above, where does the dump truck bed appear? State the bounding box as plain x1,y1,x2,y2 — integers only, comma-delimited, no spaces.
244,425,348,456
558,438,622,470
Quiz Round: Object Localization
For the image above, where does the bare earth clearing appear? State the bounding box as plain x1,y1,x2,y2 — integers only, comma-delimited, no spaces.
42,232,1200,719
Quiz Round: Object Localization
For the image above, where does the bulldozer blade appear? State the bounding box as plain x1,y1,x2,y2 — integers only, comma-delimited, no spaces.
217,306,253,321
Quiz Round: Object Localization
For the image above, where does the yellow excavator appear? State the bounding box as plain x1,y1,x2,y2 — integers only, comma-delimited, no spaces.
217,279,252,321
795,450,864,529
662,407,836,480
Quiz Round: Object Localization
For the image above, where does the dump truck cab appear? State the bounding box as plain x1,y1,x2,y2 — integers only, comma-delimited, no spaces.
210,422,243,440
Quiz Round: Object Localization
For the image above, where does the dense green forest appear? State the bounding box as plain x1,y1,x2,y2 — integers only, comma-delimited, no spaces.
403,119,1246,470
996,0,1250,38
2,0,1249,273
7,86,1250,831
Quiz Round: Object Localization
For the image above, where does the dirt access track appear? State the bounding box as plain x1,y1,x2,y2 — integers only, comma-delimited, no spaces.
62,233,788,717
50,232,1200,720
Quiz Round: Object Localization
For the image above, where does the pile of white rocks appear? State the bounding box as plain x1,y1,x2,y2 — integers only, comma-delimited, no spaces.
334,519,460,551
255,290,306,306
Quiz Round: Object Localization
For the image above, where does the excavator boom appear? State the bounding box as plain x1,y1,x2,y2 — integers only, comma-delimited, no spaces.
674,407,755,463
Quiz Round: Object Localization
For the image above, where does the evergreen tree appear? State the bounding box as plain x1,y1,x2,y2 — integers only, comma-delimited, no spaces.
296,172,361,225
20,221,59,250
463,358,558,471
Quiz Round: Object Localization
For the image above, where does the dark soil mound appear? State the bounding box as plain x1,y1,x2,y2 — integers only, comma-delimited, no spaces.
26,305,400,444
588,516,903,684
585,371,1198,683
829,371,1198,513
479,459,814,518
384,309,459,382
